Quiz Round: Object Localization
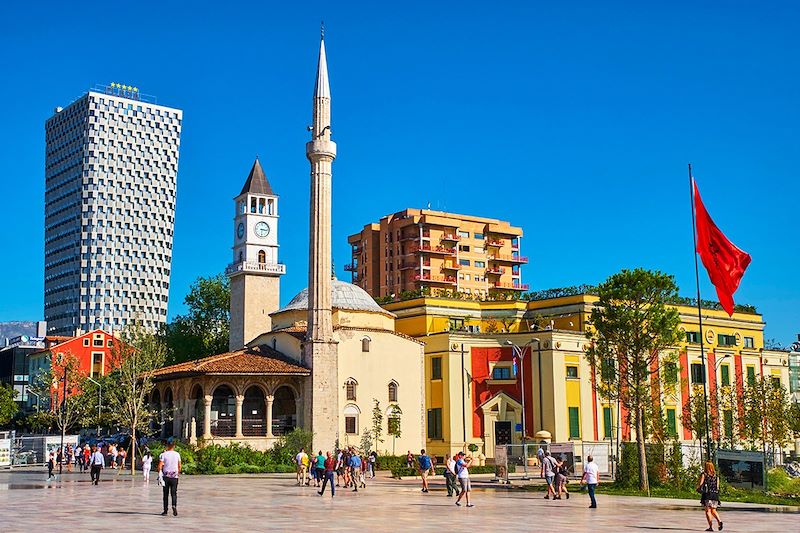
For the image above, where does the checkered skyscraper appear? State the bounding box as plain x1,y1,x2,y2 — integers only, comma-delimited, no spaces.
44,84,182,336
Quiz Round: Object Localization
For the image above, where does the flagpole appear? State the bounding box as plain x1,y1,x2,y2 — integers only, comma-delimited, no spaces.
688,163,713,463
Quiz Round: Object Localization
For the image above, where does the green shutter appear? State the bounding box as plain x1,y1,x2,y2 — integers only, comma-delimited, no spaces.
747,366,756,385
568,407,580,439
427,409,434,439
602,407,612,439
720,365,730,386
666,409,677,436
723,410,733,438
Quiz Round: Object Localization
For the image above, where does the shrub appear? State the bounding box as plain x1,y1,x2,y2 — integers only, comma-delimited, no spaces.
269,428,314,466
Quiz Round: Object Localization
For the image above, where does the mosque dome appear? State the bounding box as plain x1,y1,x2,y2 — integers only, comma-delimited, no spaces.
276,279,395,317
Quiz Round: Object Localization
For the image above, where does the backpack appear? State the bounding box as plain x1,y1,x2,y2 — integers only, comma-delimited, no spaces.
419,455,431,470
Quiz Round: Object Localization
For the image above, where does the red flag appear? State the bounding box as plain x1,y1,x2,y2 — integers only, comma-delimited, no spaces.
693,180,752,316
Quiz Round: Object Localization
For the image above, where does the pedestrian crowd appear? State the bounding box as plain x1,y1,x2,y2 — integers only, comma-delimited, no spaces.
293,446,377,497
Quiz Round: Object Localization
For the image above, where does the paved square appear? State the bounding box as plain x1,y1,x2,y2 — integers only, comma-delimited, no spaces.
1,469,797,532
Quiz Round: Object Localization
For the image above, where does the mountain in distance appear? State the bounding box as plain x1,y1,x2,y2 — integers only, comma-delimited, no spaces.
0,321,37,341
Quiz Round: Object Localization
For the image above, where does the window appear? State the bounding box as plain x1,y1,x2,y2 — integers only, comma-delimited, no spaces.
345,379,357,401
431,357,442,380
691,363,705,384
718,334,737,347
93,338,104,347
258,250,266,264
345,416,357,434
601,358,615,383
91,352,103,377
474,233,484,239
474,261,485,268
568,407,580,439
723,410,733,438
685,331,700,343
459,259,470,266
746,366,756,386
427,408,443,439
458,245,470,252
492,366,512,380
83,338,90,347
666,408,677,436
458,231,469,238
388,381,398,402
361,337,371,352
771,376,781,388
449,318,464,331
720,365,730,387
603,407,612,439
663,362,678,385
744,336,755,348
566,365,578,379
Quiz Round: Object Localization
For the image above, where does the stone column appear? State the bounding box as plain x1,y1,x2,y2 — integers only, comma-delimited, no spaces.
203,395,213,439
235,395,244,438
265,395,275,438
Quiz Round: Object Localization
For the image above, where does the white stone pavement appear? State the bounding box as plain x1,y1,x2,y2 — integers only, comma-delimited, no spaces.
0,469,797,532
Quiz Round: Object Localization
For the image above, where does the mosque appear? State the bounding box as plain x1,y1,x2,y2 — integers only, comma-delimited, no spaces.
151,34,426,453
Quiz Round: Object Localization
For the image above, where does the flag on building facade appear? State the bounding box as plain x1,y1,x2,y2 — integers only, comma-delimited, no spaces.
693,180,752,316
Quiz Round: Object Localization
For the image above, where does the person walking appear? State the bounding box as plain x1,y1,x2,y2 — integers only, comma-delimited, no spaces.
350,453,362,492
83,445,91,475
318,451,336,497
580,455,600,509
542,451,558,499
454,452,474,507
295,448,309,486
417,449,432,493
315,451,325,487
89,445,104,485
158,438,181,516
368,451,377,478
47,452,55,480
109,444,118,469
406,450,414,468
443,454,460,497
142,451,153,483
119,447,127,470
555,458,570,500
698,461,723,531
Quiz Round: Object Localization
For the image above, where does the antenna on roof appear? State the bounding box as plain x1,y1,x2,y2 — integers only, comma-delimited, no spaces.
321,20,325,40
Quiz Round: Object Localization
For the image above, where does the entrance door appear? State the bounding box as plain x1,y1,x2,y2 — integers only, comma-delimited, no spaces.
495,421,512,445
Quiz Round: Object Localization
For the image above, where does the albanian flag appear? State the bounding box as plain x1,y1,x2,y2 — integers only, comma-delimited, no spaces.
693,180,752,316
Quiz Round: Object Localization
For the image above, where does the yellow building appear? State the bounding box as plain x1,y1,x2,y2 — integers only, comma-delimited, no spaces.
381,291,790,461
346,209,526,299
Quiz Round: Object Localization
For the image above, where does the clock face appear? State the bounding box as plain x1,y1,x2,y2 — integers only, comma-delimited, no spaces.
255,221,270,238
237,223,245,239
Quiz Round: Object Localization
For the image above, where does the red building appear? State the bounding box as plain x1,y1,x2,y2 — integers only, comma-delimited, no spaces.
28,329,120,384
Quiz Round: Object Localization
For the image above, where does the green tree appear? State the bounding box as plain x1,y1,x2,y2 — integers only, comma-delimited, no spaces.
680,387,716,451
371,399,384,452
29,351,90,441
788,402,800,441
162,273,230,363
585,268,683,492
0,383,18,427
387,405,403,455
106,323,168,475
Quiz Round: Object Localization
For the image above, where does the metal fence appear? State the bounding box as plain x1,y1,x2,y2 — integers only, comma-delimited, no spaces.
495,441,612,481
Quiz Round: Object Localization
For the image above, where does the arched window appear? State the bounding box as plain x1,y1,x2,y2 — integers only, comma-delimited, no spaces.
361,336,371,353
388,381,398,403
258,250,266,264
345,378,357,401
344,404,360,435
238,251,243,263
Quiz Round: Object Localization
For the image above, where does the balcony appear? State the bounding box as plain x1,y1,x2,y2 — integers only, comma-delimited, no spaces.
225,261,286,276
441,262,461,271
488,253,528,264
440,233,461,242
494,281,529,291
399,260,423,270
485,266,505,275
414,274,457,285
410,243,456,256
344,263,358,272
351,246,362,255
486,238,505,247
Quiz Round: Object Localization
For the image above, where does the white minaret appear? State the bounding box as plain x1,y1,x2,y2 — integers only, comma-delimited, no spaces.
302,29,340,451
228,157,285,350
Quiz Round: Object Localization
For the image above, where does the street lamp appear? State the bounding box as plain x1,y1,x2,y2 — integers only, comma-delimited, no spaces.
86,376,103,437
505,338,540,480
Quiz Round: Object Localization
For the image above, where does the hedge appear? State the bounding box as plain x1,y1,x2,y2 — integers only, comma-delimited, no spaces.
390,465,512,478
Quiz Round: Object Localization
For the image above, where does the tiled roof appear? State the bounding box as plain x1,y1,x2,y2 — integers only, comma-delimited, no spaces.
239,157,274,196
152,346,308,380
272,326,307,340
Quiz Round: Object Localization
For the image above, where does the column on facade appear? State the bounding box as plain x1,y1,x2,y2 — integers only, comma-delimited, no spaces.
203,395,213,438
265,395,275,438
235,395,244,438
159,401,166,438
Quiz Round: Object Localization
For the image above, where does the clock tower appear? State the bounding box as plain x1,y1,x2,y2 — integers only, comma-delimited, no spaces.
227,157,285,350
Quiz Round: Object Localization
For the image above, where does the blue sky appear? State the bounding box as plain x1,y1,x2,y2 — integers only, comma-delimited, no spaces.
0,1,797,344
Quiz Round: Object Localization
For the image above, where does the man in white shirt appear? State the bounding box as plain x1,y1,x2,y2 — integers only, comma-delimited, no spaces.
158,438,182,516
581,454,600,508
295,448,309,486
89,444,104,485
